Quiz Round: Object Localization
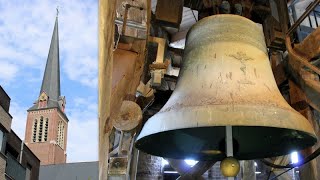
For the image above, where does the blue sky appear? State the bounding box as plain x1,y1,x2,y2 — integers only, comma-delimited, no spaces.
0,0,98,162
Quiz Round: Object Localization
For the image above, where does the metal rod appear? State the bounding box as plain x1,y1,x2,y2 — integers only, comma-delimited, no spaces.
19,140,24,163
269,167,294,180
191,9,198,22
226,126,233,156
226,126,234,180
118,130,124,155
287,0,320,35
308,15,313,28
313,11,319,27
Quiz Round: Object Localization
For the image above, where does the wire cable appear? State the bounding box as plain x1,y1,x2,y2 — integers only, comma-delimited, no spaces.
261,147,320,169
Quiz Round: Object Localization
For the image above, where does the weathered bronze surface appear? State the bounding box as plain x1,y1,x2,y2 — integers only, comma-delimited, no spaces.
135,15,317,160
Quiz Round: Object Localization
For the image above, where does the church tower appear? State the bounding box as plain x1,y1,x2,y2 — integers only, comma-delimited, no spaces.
24,15,68,165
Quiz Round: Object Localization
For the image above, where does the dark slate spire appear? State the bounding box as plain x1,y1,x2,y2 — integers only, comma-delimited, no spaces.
40,16,60,101
29,15,63,111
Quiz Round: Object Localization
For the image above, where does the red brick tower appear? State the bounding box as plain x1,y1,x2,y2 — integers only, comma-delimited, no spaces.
24,15,68,165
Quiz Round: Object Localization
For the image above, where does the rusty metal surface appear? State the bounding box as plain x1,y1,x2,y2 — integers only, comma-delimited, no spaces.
136,15,316,160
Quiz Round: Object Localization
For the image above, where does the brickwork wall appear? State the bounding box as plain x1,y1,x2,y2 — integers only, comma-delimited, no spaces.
0,153,6,180
25,108,67,165
0,86,11,113
136,151,163,180
0,106,12,132
53,145,66,164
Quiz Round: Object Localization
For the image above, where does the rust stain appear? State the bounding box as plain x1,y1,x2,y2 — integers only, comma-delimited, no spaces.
254,68,257,78
214,53,216,58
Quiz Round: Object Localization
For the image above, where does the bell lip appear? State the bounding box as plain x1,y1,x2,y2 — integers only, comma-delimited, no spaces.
136,105,316,140
135,126,317,161
135,105,317,160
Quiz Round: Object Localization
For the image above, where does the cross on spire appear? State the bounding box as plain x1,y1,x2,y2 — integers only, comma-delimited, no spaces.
56,6,59,17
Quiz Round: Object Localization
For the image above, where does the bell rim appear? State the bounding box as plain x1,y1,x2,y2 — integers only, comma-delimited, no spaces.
135,104,317,160
135,125,317,161
137,104,316,139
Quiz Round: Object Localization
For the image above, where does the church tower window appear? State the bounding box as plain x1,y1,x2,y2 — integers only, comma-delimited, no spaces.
38,116,43,142
44,118,49,141
57,121,64,149
32,119,37,142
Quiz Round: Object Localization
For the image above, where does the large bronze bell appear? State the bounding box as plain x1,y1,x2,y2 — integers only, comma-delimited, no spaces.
135,15,317,160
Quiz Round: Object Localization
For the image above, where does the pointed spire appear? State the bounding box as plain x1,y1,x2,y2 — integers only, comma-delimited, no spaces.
40,16,60,102
56,6,59,18
28,11,66,114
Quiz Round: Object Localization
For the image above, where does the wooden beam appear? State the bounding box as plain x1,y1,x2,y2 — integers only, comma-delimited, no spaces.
289,80,319,180
99,1,151,179
270,51,287,86
99,0,117,179
295,28,320,61
155,0,183,28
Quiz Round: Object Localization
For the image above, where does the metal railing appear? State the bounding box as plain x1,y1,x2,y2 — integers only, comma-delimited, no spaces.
286,0,320,76
288,0,320,36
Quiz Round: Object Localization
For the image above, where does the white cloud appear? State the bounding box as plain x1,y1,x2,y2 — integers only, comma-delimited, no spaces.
66,97,98,162
10,102,28,139
0,61,19,82
64,56,98,87
67,116,98,162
